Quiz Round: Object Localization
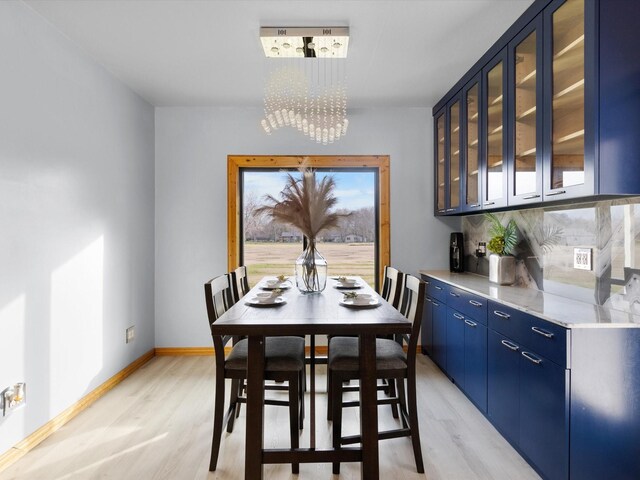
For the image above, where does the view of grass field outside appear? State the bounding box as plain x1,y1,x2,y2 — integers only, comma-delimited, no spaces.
242,170,376,287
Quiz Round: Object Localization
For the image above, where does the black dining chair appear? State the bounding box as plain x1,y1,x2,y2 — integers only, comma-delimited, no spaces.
230,265,250,303
381,265,404,309
204,274,306,473
327,273,426,474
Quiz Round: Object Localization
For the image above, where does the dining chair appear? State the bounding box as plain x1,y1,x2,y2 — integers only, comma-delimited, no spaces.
230,265,250,303
204,274,306,473
328,273,426,474
381,265,404,309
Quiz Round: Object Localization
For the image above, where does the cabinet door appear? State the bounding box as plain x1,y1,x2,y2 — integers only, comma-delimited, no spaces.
446,308,466,386
508,16,544,206
482,49,509,209
431,300,447,370
464,318,487,412
543,0,594,200
519,349,569,480
447,96,463,214
421,296,433,355
487,330,520,444
435,109,446,214
462,75,483,212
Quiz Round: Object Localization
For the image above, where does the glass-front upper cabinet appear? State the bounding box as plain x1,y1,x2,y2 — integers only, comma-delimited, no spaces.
435,109,446,214
463,76,482,212
508,16,543,205
448,98,462,213
482,49,508,209
543,0,592,199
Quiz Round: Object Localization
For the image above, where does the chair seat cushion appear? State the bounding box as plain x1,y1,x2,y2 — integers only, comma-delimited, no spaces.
226,336,305,372
328,337,407,372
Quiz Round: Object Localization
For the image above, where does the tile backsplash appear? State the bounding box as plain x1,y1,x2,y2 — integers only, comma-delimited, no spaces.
462,197,640,310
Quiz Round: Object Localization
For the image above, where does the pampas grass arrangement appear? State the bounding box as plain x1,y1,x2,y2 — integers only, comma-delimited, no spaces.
257,168,349,292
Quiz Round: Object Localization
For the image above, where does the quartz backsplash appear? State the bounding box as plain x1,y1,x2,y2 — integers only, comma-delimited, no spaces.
462,197,640,313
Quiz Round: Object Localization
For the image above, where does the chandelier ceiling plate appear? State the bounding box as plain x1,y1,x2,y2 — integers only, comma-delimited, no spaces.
260,27,349,58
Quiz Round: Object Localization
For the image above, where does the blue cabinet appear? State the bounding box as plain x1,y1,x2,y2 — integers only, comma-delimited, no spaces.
431,299,447,370
446,307,466,385
421,296,433,355
488,330,520,444
433,0,640,215
464,317,487,412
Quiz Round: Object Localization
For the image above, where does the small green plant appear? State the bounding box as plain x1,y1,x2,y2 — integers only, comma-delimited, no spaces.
485,212,517,255
343,291,359,299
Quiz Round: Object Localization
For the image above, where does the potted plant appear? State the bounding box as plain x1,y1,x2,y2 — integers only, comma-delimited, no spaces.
485,212,517,285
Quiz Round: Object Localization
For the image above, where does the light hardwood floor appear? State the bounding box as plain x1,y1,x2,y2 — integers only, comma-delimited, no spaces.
0,354,540,480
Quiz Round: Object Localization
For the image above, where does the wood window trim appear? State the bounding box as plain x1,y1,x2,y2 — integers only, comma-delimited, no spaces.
227,155,391,287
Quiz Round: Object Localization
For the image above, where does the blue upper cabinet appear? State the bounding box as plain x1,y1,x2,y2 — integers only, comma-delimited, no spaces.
434,109,446,215
508,15,544,206
447,95,463,214
432,0,640,215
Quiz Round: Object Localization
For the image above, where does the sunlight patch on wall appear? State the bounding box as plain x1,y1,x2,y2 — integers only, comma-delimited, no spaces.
50,236,104,415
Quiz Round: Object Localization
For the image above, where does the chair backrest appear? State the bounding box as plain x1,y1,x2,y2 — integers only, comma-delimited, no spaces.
398,274,426,355
204,274,236,366
381,266,404,309
230,265,250,303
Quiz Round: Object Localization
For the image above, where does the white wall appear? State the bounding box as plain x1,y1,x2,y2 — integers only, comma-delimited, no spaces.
155,107,460,347
0,1,155,454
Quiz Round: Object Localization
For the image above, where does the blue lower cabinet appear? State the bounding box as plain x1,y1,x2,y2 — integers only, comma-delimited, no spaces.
519,349,569,480
464,317,487,412
487,330,520,445
431,299,447,370
446,307,466,387
421,296,433,355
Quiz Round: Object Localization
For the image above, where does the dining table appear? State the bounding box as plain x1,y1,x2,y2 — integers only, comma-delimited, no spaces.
209,275,412,479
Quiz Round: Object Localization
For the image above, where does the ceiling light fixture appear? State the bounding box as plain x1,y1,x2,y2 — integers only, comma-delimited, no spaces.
259,27,350,144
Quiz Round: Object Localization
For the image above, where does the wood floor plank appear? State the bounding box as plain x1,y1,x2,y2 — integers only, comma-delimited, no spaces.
0,355,540,480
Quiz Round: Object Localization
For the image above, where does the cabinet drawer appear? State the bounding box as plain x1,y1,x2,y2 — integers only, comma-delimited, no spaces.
447,286,488,325
521,315,567,368
488,301,523,342
425,277,448,303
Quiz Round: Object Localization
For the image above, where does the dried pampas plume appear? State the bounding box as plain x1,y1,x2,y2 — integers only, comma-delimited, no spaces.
256,167,350,239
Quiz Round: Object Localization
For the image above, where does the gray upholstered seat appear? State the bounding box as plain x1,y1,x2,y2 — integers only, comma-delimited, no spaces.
328,336,407,372
226,336,305,372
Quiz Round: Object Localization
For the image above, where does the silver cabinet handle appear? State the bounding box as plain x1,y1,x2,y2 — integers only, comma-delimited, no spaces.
522,351,542,364
469,203,481,208
450,291,460,298
433,302,440,307
501,340,519,351
425,297,432,303
469,300,482,307
493,310,511,319
546,190,566,197
464,319,477,327
523,194,541,200
531,326,554,338
425,281,430,285
445,208,457,212
434,285,443,290
485,201,496,206
453,313,465,320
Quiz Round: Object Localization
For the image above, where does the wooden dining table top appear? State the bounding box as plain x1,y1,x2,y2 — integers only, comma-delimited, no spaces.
210,276,412,336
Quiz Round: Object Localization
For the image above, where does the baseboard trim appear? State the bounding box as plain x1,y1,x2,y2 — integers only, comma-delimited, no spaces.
155,347,215,356
0,348,155,473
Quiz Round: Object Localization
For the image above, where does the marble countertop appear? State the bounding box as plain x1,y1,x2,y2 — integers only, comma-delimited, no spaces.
419,270,640,328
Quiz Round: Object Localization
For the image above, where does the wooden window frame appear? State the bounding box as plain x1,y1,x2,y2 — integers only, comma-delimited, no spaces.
227,155,391,288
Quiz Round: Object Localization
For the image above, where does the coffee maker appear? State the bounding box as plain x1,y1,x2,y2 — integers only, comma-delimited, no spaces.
450,232,464,272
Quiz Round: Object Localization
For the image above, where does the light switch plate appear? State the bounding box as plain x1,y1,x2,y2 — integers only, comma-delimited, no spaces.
574,248,592,270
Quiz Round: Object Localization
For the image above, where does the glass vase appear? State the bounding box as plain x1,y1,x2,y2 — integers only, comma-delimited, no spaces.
295,239,328,294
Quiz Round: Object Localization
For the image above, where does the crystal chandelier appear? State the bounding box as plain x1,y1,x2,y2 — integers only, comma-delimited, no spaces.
259,27,350,144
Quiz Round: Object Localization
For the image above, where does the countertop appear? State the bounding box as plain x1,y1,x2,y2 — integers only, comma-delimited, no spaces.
419,270,640,328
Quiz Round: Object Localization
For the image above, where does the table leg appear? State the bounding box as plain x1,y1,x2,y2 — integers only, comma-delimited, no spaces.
245,335,266,480
310,334,316,449
359,333,379,479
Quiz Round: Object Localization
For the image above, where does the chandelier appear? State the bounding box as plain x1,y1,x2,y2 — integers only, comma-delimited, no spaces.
259,27,350,144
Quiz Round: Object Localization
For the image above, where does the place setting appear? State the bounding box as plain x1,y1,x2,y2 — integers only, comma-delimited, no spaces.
260,274,292,291
245,289,286,307
333,276,364,290
339,291,380,309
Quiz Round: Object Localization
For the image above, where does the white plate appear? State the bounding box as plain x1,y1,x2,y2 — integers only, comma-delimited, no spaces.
261,282,291,291
246,296,286,307
334,283,363,290
339,297,380,309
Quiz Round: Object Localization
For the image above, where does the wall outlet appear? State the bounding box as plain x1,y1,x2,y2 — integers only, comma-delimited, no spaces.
126,326,135,344
1,383,26,416
574,248,592,270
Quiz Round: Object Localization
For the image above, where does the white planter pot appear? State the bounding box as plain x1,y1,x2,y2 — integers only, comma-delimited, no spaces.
489,254,515,285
